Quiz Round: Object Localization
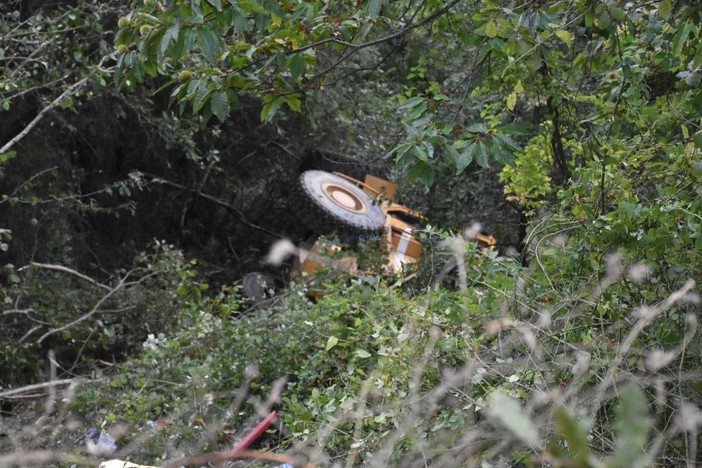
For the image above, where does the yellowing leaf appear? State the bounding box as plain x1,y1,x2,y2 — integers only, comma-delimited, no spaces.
555,29,573,47
507,92,517,111
325,335,339,351
484,21,500,38
514,80,524,94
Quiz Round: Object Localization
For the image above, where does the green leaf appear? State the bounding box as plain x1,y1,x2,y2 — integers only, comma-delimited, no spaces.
495,133,522,152
484,21,500,38
487,392,541,449
466,122,488,134
289,54,305,81
400,96,424,109
210,90,229,122
160,22,180,58
455,142,476,174
367,0,384,19
283,94,301,112
555,29,572,47
476,141,490,167
490,139,514,165
325,336,339,351
261,95,284,121
205,0,222,11
193,86,213,112
672,21,691,57
232,8,249,33
238,0,268,15
197,28,220,63
408,160,435,187
659,0,672,20
554,408,591,464
610,386,652,468
355,349,371,359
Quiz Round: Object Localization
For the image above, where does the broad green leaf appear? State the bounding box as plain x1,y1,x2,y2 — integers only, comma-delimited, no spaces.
455,141,476,174
210,90,229,122
231,8,248,33
193,86,212,112
465,122,488,134
672,21,691,57
355,349,371,359
400,96,425,109
408,160,435,187
659,0,672,20
238,0,268,15
283,94,301,112
160,22,180,58
476,141,490,167
325,335,339,351
490,139,515,165
495,133,522,151
289,54,305,81
205,0,222,11
367,0,384,19
197,28,220,63
261,95,284,121
487,392,541,449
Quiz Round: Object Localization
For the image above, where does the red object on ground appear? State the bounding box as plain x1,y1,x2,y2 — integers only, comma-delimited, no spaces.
230,411,279,455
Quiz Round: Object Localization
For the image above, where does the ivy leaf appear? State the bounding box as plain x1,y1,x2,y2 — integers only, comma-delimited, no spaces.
210,90,229,122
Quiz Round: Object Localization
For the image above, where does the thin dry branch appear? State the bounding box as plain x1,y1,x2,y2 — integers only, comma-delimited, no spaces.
0,56,107,155
21,262,111,291
0,378,75,399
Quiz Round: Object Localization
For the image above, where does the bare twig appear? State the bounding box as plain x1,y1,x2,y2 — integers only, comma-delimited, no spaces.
0,62,97,155
21,262,111,291
0,379,75,399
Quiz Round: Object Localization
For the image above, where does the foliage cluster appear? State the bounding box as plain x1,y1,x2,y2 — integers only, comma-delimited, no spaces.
0,0,701,467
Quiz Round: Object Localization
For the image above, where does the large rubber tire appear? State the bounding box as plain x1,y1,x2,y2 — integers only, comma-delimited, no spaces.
299,149,371,181
241,272,276,303
292,170,386,236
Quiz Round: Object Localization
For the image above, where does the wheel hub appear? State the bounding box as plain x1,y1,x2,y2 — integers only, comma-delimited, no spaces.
322,183,368,214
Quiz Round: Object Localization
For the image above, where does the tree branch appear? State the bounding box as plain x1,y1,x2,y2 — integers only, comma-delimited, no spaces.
0,56,107,155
